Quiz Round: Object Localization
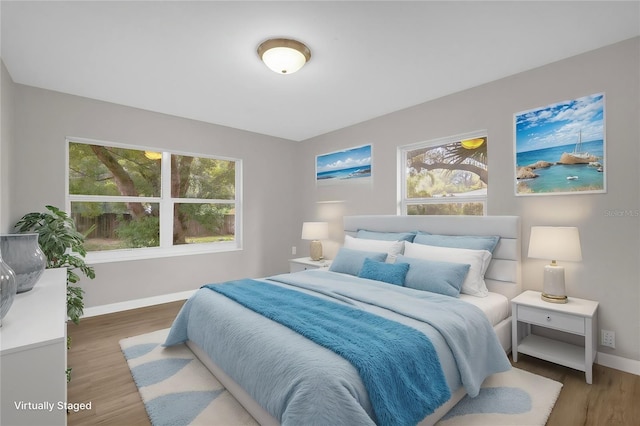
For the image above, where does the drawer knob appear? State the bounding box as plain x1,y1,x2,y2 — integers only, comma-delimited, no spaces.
547,316,551,321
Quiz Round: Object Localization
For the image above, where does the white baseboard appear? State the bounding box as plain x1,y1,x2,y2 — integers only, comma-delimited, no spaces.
81,290,196,318
596,351,640,376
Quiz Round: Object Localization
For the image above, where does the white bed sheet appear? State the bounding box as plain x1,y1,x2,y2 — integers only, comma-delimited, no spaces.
459,292,510,327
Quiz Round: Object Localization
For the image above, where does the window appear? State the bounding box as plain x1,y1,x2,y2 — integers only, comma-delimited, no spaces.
67,138,241,262
398,131,488,215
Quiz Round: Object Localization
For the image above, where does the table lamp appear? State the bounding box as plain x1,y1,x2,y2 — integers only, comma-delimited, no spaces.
528,226,582,303
301,222,329,261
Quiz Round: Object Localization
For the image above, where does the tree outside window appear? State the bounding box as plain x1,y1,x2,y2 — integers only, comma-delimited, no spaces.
68,140,240,260
399,132,488,215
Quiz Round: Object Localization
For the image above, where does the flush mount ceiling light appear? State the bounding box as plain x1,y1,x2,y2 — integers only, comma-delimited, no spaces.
257,38,311,75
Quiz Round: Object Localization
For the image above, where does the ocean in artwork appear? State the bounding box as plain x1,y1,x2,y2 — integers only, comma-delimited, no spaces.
316,144,372,183
516,140,604,194
316,165,371,181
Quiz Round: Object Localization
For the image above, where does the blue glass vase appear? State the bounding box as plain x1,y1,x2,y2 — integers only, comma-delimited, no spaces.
0,252,17,325
0,234,47,293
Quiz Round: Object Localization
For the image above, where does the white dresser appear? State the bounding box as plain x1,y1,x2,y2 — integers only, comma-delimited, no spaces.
1,268,67,426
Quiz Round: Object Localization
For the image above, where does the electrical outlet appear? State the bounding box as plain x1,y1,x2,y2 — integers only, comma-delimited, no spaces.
292,246,297,255
601,330,615,348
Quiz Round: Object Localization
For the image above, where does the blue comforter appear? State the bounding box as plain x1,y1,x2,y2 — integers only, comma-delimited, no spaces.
165,270,510,425
204,279,450,426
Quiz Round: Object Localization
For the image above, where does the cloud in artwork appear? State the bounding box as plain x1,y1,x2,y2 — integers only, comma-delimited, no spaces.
515,93,604,152
321,156,371,171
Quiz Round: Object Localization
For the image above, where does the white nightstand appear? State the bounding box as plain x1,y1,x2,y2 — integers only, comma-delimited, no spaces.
512,290,598,384
289,257,332,273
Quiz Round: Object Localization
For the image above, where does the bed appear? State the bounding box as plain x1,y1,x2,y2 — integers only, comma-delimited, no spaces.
165,215,521,426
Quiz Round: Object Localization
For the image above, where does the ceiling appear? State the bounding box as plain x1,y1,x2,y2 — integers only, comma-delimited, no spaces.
1,1,639,142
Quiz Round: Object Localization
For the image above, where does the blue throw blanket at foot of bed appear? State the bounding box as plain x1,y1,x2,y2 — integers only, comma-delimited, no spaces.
204,279,451,426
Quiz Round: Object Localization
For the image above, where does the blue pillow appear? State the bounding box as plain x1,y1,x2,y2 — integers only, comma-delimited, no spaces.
396,255,470,297
413,232,500,253
329,248,387,276
356,229,416,242
358,258,410,286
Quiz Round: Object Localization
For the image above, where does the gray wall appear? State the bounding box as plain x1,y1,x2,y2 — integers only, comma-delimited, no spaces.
2,37,638,363
1,60,14,231
296,38,640,362
7,83,299,307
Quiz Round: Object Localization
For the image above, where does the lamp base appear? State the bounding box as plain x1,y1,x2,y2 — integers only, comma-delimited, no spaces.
541,293,568,304
541,263,567,304
309,240,323,261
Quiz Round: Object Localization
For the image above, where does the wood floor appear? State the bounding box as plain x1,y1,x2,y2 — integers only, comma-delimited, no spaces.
67,301,185,426
67,300,640,426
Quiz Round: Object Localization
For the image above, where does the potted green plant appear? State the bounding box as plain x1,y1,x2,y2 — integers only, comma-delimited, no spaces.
14,205,95,324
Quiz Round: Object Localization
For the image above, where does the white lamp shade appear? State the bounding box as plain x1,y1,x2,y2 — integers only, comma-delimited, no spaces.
528,226,582,262
301,222,329,241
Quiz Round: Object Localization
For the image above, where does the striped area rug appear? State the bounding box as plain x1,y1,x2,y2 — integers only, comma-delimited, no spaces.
121,328,562,426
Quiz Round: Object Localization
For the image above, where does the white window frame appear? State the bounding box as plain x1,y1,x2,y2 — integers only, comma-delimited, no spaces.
397,130,488,216
66,137,242,264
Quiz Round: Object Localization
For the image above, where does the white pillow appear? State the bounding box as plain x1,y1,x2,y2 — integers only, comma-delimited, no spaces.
344,235,404,263
403,241,492,297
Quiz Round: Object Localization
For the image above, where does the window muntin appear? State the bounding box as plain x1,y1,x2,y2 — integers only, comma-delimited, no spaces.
399,132,488,215
67,139,241,262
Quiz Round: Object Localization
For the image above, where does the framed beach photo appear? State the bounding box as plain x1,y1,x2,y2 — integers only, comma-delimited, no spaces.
514,93,606,196
316,144,372,185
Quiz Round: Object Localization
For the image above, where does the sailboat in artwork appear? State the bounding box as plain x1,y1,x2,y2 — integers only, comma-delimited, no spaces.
559,130,598,164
